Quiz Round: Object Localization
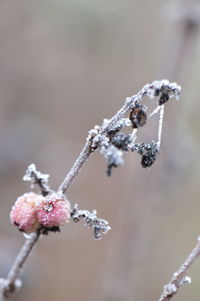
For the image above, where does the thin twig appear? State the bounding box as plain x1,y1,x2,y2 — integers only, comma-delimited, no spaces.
58,137,94,195
0,232,40,300
158,236,200,301
23,163,52,196
157,105,165,150
58,86,144,195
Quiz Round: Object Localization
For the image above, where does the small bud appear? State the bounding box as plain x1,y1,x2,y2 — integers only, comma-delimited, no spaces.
129,104,147,128
37,197,71,228
10,192,45,233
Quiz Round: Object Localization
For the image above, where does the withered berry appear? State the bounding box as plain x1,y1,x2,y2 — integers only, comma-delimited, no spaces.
141,149,157,168
129,104,147,128
159,93,169,105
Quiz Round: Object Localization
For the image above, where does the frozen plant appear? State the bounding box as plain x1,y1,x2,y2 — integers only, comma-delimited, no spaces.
0,80,181,300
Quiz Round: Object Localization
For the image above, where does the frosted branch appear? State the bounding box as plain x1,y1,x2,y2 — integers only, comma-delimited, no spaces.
1,79,181,300
59,79,181,192
71,204,111,240
158,237,200,301
23,164,51,196
0,232,40,300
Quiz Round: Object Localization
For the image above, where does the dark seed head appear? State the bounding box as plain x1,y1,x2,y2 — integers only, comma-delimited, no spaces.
159,93,169,105
129,104,147,128
111,133,132,151
141,150,157,168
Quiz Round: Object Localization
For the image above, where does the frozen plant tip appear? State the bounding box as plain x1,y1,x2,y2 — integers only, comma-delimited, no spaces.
23,163,51,196
71,204,111,240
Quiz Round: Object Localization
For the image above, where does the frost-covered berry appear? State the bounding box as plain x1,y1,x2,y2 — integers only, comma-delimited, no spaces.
10,192,45,233
37,197,70,228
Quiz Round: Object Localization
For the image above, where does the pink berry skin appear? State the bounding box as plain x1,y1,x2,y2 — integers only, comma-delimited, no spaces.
37,198,71,228
10,192,45,233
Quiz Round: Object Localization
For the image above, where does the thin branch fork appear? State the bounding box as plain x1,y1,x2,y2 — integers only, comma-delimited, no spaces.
158,237,200,301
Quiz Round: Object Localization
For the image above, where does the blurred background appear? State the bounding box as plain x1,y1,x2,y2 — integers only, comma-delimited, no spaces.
1,0,200,300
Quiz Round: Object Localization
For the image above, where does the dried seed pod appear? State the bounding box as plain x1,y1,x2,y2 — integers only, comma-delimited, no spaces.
111,133,132,151
141,149,157,168
159,93,169,105
129,104,147,128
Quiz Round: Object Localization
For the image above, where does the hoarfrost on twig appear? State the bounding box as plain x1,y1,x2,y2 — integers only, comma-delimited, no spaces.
71,204,111,240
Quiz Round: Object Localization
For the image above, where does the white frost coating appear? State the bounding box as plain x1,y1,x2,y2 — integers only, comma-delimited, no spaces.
164,283,177,295
0,278,22,298
157,105,165,149
23,233,34,240
181,276,192,285
23,164,49,182
71,204,111,240
23,163,51,194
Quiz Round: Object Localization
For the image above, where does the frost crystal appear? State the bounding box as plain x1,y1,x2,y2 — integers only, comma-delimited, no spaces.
164,283,177,296
103,145,124,176
71,204,111,240
181,276,192,285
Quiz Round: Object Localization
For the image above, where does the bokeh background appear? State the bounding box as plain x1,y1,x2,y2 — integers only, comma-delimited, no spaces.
1,0,200,300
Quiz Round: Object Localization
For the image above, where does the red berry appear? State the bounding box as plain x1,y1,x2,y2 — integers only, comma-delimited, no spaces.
37,197,71,228
10,192,45,233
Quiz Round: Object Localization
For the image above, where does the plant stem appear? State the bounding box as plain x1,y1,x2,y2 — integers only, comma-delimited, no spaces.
158,237,200,301
0,232,40,300
58,138,94,195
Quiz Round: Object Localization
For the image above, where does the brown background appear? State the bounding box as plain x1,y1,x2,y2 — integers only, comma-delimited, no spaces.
0,0,200,300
